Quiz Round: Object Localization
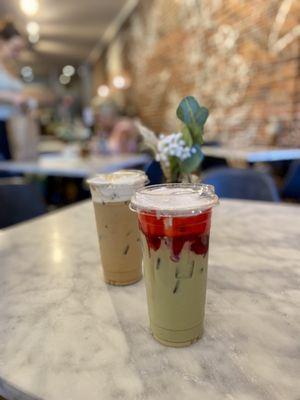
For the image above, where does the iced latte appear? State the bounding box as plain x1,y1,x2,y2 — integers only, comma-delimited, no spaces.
88,170,148,285
130,184,218,346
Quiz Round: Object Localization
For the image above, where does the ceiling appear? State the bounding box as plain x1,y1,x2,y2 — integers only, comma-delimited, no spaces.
0,0,128,77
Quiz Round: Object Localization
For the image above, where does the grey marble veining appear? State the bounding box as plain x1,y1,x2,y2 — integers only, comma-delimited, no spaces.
0,200,299,400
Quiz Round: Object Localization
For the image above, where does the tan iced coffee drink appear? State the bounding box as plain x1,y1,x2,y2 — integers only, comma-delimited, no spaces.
88,170,148,285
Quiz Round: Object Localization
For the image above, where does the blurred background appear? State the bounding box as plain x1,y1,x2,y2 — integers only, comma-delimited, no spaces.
0,0,300,228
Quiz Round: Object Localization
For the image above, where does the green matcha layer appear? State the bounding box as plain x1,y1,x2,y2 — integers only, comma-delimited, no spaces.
141,235,209,346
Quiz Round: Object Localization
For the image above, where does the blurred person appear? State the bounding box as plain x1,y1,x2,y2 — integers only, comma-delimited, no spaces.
0,20,26,159
91,101,119,154
82,106,94,128
108,117,140,154
57,94,76,123
95,101,119,135
91,100,140,155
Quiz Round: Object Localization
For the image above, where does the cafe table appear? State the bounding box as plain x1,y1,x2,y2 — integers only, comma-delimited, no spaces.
202,146,300,164
0,153,150,178
37,139,66,155
0,199,299,400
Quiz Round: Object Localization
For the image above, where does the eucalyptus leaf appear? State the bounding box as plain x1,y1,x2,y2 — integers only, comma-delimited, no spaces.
182,126,193,147
169,159,180,183
189,124,204,144
181,144,204,174
176,96,209,128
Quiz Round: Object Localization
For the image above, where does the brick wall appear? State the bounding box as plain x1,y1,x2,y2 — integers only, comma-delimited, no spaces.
93,0,300,147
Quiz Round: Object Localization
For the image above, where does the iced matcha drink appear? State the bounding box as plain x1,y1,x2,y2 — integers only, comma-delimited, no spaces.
87,170,148,285
130,184,218,347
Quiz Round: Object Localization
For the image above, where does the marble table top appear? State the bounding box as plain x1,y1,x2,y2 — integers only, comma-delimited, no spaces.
0,153,150,178
202,146,300,163
0,200,299,400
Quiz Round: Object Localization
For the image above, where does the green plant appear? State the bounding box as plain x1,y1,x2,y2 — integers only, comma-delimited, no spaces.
138,96,209,182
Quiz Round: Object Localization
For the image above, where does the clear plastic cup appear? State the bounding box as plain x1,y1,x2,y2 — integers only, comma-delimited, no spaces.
88,170,148,285
130,183,218,346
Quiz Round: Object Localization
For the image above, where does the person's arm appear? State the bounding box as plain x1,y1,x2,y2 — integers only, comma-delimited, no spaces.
0,90,26,105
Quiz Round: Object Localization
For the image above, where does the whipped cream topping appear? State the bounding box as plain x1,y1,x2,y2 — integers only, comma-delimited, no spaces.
87,170,148,203
130,184,219,216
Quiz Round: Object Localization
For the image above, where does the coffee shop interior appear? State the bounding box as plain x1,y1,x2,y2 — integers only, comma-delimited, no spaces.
0,1,299,399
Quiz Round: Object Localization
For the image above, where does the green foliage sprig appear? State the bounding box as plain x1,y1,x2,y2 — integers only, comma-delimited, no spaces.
138,96,209,182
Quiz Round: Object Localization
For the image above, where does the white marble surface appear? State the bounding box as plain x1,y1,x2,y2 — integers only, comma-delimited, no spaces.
0,200,300,400
0,153,150,178
202,146,300,163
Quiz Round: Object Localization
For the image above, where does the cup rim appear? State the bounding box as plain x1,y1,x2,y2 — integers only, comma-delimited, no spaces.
130,183,219,217
86,169,148,187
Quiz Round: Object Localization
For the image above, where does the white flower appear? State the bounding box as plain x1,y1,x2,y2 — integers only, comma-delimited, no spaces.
157,142,165,152
191,147,197,154
156,132,195,167
175,148,182,157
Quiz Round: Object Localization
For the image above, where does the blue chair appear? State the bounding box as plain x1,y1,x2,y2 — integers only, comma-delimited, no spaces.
203,140,221,147
281,160,300,200
202,168,280,202
202,156,228,171
144,160,164,185
201,141,229,171
0,178,47,228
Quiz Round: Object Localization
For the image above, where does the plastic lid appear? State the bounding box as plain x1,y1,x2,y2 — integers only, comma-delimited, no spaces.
130,183,219,216
87,170,148,203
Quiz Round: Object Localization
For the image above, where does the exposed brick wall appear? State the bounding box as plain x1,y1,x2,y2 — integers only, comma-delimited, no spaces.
94,0,300,147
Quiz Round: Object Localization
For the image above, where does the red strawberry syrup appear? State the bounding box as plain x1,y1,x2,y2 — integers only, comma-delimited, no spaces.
138,209,212,261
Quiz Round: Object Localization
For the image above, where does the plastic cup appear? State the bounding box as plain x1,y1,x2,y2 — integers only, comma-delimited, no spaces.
88,170,148,285
130,183,218,347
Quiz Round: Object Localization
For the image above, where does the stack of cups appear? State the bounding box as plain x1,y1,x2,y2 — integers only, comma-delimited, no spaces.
88,170,148,286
